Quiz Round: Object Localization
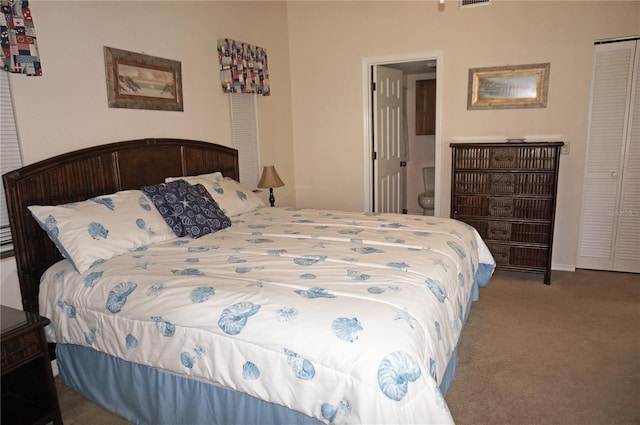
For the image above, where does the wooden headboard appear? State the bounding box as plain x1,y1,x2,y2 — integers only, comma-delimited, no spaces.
3,138,239,314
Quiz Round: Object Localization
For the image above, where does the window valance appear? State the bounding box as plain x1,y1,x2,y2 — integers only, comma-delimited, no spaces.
217,38,269,96
1,0,42,76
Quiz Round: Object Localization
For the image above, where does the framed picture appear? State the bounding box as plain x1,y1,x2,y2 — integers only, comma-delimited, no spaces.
104,47,183,111
467,63,550,110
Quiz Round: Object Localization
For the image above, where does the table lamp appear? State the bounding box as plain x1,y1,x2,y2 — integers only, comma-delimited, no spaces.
257,165,284,207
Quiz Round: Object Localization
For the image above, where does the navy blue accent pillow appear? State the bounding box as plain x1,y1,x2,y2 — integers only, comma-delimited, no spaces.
141,180,192,237
174,183,232,238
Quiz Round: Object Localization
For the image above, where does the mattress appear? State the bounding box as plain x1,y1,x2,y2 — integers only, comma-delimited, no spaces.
40,207,495,424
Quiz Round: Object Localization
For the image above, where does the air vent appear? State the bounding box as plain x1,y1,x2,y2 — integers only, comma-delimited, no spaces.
460,0,492,9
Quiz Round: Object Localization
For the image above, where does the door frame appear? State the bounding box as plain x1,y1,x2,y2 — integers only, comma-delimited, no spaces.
361,51,443,214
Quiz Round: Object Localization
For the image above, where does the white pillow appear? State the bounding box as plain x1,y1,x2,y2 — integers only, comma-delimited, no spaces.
28,190,176,273
165,173,264,217
165,171,223,185
209,177,265,217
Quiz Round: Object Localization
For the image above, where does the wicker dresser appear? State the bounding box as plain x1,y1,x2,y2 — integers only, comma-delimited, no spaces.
450,141,563,284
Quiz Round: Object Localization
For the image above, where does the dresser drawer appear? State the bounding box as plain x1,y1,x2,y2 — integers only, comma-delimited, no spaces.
453,172,556,196
511,223,551,244
454,196,554,220
510,246,549,268
487,221,512,240
1,329,41,370
488,197,514,217
490,147,517,168
486,243,549,268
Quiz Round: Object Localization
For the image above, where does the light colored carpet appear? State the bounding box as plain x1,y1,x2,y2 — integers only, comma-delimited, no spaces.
54,269,640,424
447,269,639,425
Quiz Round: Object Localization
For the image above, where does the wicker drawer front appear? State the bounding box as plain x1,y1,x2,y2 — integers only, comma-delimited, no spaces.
460,220,550,245
490,173,515,194
452,196,488,217
453,172,489,193
516,146,560,170
487,243,510,265
490,148,517,168
514,173,555,195
512,223,550,244
453,147,490,169
487,221,512,241
487,243,548,268
454,197,553,221
510,246,548,268
488,197,514,217
513,198,553,220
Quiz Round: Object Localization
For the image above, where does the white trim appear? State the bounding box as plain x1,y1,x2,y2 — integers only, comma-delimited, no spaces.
450,135,508,143
362,51,444,214
551,263,576,272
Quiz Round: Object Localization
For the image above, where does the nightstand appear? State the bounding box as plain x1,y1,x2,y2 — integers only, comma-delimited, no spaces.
1,305,63,425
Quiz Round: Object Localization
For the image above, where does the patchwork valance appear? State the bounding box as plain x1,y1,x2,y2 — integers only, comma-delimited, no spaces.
217,38,269,96
1,0,42,76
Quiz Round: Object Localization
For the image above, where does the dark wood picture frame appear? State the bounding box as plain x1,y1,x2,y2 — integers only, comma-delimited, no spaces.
104,47,183,111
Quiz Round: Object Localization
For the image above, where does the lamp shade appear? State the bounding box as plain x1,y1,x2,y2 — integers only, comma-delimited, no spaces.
257,165,284,189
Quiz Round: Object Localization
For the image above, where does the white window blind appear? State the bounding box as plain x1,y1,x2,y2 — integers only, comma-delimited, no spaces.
0,71,23,257
228,93,259,189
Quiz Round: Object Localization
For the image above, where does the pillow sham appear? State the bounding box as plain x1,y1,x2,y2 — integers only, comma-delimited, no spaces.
165,173,264,217
143,180,232,238
28,190,176,274
141,180,192,237
165,171,223,185
174,183,232,238
208,177,265,217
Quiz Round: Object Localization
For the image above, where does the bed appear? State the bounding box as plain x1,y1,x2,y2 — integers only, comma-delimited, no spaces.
3,138,495,425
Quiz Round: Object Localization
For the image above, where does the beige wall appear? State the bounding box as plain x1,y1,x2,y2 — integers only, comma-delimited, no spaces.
286,0,640,270
2,1,296,308
10,1,295,203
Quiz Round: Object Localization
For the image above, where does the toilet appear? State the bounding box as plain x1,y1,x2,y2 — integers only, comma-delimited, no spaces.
418,166,435,216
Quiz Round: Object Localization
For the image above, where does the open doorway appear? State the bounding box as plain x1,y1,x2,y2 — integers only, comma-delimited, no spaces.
362,52,442,216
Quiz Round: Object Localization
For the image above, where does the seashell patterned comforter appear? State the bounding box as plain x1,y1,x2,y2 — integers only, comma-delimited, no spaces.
39,207,495,424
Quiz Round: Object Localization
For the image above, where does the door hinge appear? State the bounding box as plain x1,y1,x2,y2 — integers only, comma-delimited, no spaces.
371,82,376,91
372,151,377,160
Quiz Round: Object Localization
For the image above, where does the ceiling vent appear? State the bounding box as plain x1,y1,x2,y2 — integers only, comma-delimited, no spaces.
460,0,492,9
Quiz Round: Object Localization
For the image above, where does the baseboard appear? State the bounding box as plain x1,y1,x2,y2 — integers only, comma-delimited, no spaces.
552,263,576,272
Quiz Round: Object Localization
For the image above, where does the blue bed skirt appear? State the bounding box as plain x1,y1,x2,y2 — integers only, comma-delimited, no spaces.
56,268,491,425
57,344,462,425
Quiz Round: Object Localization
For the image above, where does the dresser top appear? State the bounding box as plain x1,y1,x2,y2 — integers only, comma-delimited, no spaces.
450,141,564,148
1,305,48,336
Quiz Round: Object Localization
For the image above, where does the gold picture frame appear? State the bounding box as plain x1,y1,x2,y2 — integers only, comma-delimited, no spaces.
104,47,183,111
467,63,550,110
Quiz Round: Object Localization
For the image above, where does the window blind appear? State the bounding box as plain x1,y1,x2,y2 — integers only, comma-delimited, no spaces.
0,71,23,257
228,93,259,189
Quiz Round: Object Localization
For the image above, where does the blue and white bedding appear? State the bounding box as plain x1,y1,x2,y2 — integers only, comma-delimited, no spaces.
39,208,494,424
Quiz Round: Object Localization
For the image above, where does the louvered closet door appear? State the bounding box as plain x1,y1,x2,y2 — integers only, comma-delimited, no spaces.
615,41,640,272
577,39,640,273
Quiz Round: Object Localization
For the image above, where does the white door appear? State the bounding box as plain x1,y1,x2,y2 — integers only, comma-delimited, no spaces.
373,65,404,213
577,39,640,273
615,40,640,272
